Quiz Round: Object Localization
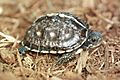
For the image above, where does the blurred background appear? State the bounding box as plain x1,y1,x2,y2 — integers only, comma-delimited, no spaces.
0,0,120,80
0,0,120,37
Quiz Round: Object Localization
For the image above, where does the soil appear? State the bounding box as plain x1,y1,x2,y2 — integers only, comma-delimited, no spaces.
0,0,120,80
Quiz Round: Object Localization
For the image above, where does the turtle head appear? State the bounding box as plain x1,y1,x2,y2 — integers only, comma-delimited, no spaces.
82,31,102,49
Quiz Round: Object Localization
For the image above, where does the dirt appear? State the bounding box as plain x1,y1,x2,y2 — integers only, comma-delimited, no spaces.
0,0,120,80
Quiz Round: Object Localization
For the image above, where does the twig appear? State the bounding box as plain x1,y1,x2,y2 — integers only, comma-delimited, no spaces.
11,35,19,49
16,49,26,79
74,51,89,74
0,31,20,43
99,62,105,70
111,52,114,63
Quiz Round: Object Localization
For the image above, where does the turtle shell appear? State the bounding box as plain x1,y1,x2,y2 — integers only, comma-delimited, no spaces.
21,12,89,54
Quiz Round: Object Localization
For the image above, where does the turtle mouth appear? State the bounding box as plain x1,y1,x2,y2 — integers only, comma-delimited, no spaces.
92,41,102,48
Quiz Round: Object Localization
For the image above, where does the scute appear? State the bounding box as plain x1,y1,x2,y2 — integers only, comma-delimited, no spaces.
21,12,89,54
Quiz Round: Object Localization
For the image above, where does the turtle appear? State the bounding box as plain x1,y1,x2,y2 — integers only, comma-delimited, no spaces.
19,12,102,65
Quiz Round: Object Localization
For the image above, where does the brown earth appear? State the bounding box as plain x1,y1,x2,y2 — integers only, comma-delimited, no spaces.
0,0,120,80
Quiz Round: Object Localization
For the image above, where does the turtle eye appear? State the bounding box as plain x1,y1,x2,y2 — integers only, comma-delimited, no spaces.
91,38,96,43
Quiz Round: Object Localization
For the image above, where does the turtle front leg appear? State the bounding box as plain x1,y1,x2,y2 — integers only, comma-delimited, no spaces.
56,49,83,65
56,52,76,65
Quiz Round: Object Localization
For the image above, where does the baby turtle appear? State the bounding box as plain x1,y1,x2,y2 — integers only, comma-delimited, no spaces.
19,12,102,64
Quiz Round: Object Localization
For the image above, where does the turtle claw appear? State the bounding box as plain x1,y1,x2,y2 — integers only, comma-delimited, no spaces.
56,57,65,65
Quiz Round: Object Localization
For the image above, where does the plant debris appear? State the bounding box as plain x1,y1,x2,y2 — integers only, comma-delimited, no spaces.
0,0,120,80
